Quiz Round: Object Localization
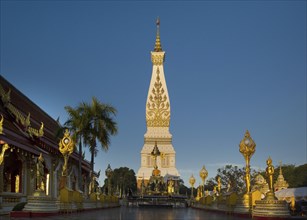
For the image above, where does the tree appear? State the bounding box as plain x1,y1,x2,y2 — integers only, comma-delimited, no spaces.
178,179,193,196
103,167,137,197
82,97,118,171
64,102,88,189
207,165,257,194
64,97,118,173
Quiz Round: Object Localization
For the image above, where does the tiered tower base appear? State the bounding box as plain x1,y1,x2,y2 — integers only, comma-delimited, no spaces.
253,199,290,219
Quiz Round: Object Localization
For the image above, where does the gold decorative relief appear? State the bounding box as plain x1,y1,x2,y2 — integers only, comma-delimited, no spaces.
0,83,44,138
151,54,165,66
146,67,170,127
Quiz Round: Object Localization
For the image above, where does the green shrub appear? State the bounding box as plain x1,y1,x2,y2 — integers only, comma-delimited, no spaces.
12,202,27,211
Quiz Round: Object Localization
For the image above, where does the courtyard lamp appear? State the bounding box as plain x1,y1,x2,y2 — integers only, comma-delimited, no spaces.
199,166,208,197
239,130,256,207
189,174,196,199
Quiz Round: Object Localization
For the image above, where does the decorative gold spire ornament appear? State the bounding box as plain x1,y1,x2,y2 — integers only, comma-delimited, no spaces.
189,174,196,199
0,115,3,134
0,143,9,165
239,130,256,195
59,129,75,176
199,166,208,197
154,17,162,52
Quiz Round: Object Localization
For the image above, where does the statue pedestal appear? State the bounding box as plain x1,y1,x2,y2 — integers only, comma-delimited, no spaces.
59,187,76,212
73,190,83,211
233,193,251,216
253,196,290,219
23,192,58,216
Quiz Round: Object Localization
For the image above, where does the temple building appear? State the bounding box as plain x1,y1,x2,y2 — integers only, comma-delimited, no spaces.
136,19,180,189
0,75,92,213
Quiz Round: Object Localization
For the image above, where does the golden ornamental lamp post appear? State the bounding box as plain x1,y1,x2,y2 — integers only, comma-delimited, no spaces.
105,164,113,196
189,174,196,199
199,166,208,197
239,130,256,203
59,129,75,189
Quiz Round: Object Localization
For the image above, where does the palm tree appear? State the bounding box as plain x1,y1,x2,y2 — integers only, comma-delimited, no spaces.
64,102,88,190
64,97,118,178
83,97,118,171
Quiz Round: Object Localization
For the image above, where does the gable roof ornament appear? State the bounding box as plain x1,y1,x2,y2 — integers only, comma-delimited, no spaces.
0,83,44,138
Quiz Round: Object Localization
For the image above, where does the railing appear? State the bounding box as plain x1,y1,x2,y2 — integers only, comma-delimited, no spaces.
127,195,188,208
0,193,26,204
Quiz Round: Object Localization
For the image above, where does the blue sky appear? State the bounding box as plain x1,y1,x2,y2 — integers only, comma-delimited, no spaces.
1,1,306,187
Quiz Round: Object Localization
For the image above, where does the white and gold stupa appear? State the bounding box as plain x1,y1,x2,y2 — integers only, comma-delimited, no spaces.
136,18,180,189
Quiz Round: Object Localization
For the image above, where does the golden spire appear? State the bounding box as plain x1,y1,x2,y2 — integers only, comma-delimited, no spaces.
274,160,289,191
154,17,163,52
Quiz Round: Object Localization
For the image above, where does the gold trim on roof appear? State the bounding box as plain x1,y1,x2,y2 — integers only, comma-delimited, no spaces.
146,67,170,127
0,83,44,138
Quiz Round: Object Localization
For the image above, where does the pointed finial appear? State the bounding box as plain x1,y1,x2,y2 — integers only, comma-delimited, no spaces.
156,17,160,26
245,130,251,137
154,17,163,52
38,153,44,162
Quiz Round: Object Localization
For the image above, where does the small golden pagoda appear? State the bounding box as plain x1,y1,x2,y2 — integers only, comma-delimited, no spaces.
274,161,289,191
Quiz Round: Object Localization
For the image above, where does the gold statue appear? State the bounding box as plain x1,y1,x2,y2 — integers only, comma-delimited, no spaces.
0,143,10,165
89,173,97,195
217,176,221,194
36,153,45,191
266,156,274,191
168,180,174,194
15,175,20,193
189,174,196,198
239,130,256,195
265,156,277,201
59,129,75,176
